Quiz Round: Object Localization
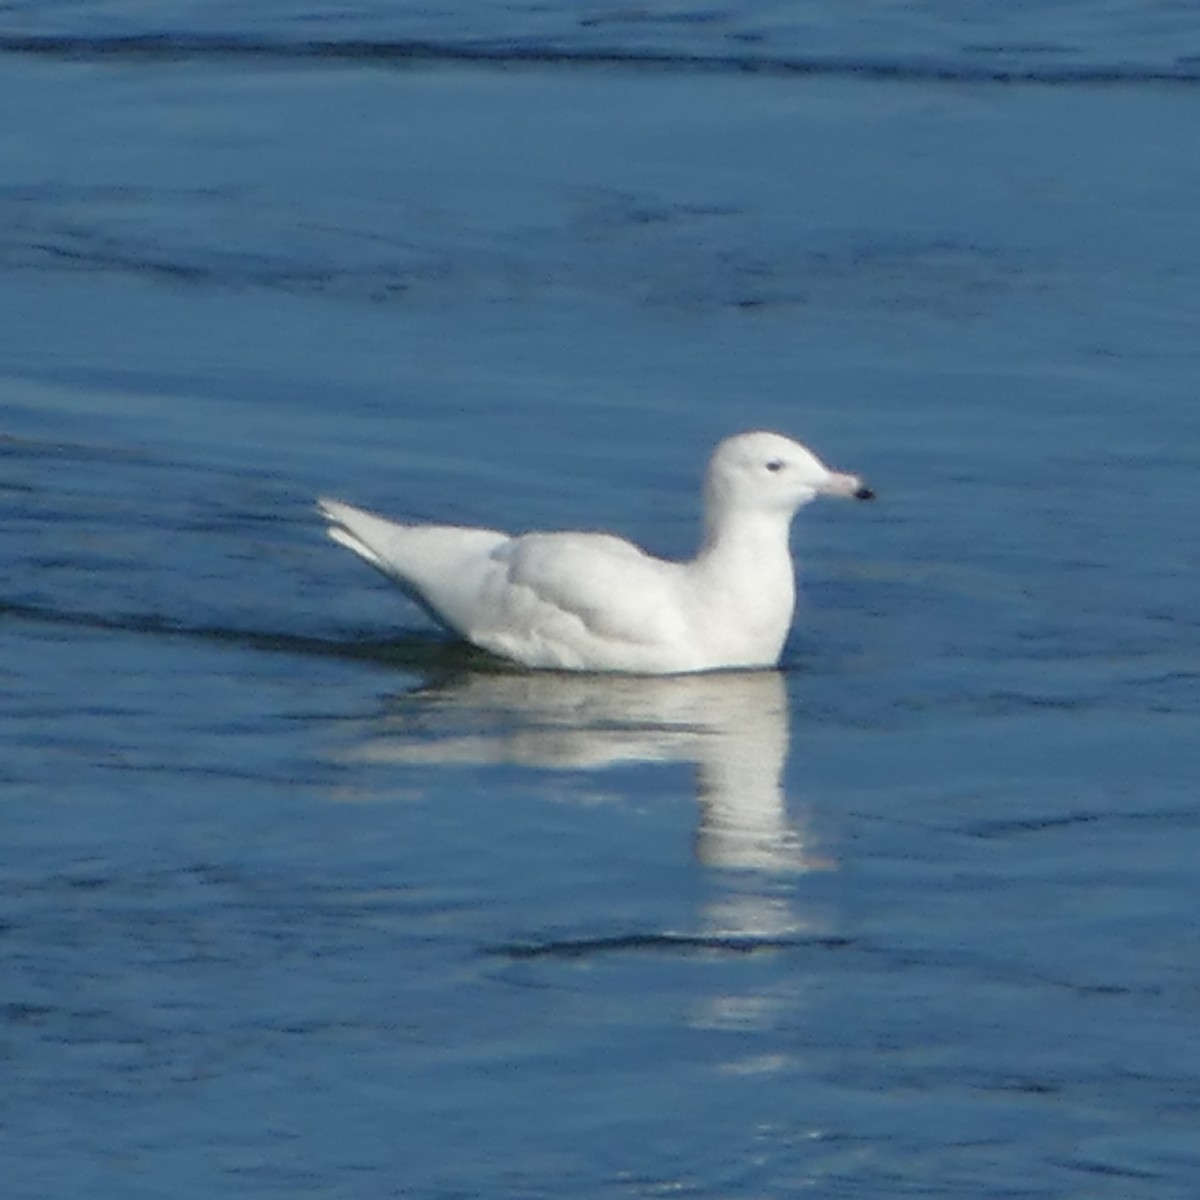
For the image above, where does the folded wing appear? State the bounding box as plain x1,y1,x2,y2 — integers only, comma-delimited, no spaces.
317,498,510,632
318,499,690,670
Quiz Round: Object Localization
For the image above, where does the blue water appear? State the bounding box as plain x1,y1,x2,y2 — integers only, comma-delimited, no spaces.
2,3,1199,1197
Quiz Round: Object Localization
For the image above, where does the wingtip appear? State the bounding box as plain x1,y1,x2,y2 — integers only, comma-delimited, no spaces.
315,496,345,522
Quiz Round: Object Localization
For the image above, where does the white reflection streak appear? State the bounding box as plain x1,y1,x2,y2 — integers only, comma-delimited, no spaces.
342,669,833,883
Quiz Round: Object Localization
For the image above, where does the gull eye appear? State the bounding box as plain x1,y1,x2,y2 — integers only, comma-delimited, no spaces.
765,459,785,473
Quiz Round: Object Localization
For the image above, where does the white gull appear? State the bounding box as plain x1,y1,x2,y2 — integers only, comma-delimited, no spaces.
317,430,873,674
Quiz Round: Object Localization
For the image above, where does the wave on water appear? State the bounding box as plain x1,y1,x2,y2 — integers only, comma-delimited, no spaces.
0,176,1042,316
489,930,854,959
0,595,493,672
1,30,1198,84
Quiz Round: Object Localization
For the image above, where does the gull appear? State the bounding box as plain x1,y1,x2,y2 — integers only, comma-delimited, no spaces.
317,430,873,674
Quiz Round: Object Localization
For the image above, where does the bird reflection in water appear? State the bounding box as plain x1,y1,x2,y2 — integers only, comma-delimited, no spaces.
338,666,837,943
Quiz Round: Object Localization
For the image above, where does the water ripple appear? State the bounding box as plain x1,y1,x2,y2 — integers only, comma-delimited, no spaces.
2,33,1198,85
489,931,854,959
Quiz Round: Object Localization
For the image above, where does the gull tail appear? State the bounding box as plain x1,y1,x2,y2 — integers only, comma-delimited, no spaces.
317,497,396,575
316,497,512,635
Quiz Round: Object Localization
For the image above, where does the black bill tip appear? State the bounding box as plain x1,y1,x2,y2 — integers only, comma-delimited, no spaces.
853,486,876,501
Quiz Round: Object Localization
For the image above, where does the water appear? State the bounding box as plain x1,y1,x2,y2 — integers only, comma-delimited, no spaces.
2,3,1199,1197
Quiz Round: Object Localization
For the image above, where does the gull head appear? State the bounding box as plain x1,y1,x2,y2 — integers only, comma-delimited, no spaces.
705,431,874,520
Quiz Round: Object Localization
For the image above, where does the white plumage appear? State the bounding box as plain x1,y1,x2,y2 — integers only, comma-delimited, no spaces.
318,430,873,674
